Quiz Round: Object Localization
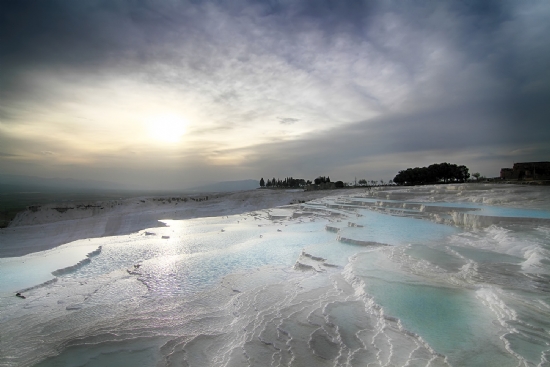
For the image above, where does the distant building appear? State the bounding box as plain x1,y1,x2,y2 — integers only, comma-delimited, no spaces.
500,162,550,180
500,168,514,179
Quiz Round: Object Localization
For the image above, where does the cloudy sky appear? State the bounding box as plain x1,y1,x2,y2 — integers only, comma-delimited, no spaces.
1,0,549,189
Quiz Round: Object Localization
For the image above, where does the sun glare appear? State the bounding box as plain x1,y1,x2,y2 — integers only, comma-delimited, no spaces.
146,114,188,143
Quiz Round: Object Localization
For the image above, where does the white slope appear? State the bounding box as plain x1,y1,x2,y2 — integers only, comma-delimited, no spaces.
0,189,362,257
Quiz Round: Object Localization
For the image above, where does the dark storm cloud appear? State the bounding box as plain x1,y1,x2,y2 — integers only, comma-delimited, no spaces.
1,0,173,93
2,0,547,105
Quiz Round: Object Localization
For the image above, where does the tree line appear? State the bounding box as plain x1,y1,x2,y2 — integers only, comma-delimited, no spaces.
259,164,471,189
260,177,308,188
393,162,470,185
259,176,335,188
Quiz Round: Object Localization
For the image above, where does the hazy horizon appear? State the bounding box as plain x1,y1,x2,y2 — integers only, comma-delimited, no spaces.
0,173,262,192
1,0,549,190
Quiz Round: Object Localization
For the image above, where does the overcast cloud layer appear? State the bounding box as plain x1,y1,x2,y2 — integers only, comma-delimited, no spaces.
1,0,549,189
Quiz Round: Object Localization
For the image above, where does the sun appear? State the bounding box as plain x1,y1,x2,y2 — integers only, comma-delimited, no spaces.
146,113,188,143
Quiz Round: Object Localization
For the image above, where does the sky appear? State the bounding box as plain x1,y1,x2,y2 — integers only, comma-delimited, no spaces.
1,0,549,190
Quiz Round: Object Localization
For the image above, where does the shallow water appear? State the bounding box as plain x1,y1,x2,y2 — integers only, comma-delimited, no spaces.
1,184,549,367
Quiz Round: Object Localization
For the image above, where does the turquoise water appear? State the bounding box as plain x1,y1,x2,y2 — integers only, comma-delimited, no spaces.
405,244,467,272
422,202,550,219
450,246,525,264
0,242,99,293
342,209,459,245
352,250,514,366
349,197,550,218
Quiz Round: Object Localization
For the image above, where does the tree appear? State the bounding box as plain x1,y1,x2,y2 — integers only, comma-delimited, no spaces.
457,165,470,182
260,178,265,187
393,163,471,185
472,172,481,181
358,179,367,186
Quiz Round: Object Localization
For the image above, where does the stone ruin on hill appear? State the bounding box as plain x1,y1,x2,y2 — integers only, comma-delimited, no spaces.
500,161,550,180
